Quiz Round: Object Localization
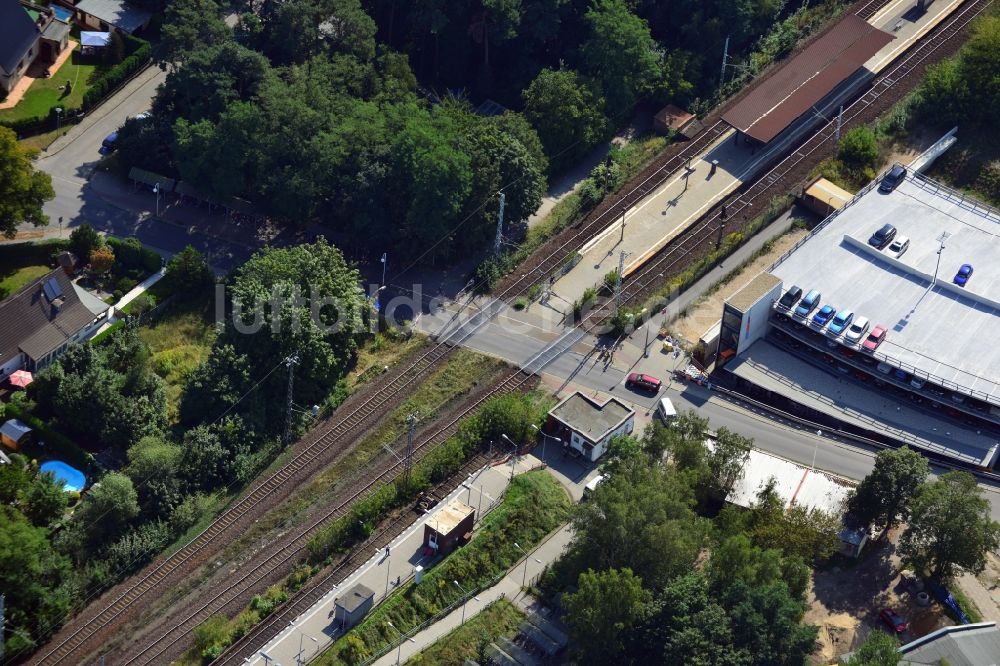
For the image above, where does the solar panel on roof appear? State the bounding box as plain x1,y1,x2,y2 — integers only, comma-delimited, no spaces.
42,277,63,302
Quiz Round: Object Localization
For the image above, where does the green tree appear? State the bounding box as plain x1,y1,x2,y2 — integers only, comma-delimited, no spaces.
707,427,752,499
848,446,929,532
165,245,213,296
21,471,69,527
126,436,183,517
579,0,661,115
568,456,704,589
563,567,651,665
843,629,900,666
157,0,231,63
838,126,879,172
522,67,608,171
708,535,810,602
74,472,140,543
0,127,54,238
69,224,102,263
0,454,34,504
955,15,1000,123
90,246,115,274
899,471,1000,579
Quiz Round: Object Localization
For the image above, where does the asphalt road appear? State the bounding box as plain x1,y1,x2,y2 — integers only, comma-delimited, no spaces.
8,66,251,270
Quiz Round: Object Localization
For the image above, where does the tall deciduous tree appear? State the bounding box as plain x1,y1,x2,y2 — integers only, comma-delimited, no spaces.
165,245,213,296
899,471,1000,579
563,567,651,665
522,67,608,172
579,0,661,116
848,446,929,531
0,127,54,238
156,0,231,64
843,629,901,666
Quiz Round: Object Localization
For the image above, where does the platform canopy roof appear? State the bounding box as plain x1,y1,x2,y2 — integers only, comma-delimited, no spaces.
722,14,893,144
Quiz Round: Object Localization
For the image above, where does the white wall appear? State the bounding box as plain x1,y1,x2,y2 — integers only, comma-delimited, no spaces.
0,353,26,381
736,282,782,356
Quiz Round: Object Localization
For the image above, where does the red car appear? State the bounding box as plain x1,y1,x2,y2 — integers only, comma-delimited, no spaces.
880,608,907,634
863,325,887,352
626,373,661,392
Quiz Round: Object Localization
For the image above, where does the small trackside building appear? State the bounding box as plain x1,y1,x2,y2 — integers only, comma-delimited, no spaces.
333,583,375,631
423,498,475,556
544,392,635,462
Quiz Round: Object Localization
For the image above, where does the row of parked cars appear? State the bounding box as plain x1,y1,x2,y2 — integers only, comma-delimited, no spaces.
778,286,886,351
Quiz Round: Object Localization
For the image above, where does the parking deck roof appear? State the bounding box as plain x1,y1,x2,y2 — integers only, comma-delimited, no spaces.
768,171,1000,406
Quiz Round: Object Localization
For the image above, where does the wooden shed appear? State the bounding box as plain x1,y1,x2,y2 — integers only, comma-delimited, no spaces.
0,419,32,450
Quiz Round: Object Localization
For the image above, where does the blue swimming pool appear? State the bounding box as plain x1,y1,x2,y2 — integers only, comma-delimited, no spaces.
39,460,87,493
51,5,73,22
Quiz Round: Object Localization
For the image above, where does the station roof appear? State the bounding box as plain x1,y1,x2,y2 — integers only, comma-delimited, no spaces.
722,14,893,143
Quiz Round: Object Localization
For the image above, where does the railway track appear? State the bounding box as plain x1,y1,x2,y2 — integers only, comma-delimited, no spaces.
613,0,992,312
120,370,532,666
19,1,932,663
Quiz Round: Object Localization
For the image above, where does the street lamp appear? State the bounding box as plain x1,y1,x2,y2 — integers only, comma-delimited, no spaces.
513,541,529,589
385,621,414,666
260,651,280,666
380,252,388,290
530,424,558,461
453,580,472,624
54,107,62,130
295,633,317,666
153,182,160,217
500,434,517,481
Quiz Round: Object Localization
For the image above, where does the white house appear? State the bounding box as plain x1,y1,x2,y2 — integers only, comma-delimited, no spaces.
544,392,635,462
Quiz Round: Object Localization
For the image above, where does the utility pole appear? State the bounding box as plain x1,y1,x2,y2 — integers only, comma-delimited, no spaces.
720,35,730,86
933,231,950,286
619,208,626,243
835,104,844,142
493,191,506,255
404,412,418,482
283,355,299,445
716,205,728,249
380,252,387,289
613,250,626,315
1,593,5,663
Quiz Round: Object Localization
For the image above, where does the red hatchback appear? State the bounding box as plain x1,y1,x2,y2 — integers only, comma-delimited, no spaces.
863,325,887,352
626,373,661,392
880,608,907,634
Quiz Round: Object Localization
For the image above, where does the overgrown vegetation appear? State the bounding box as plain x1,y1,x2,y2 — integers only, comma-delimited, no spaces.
408,598,525,666
314,471,570,665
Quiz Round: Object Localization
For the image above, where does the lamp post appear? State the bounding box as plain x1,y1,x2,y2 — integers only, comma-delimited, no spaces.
260,651,279,666
385,621,413,666
295,633,317,666
619,208,626,243
380,252,387,290
530,424,558,461
932,231,950,286
54,107,62,130
453,580,471,624
153,182,160,217
501,434,517,481
513,541,529,589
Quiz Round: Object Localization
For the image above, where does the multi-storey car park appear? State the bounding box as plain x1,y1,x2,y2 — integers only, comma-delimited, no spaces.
716,166,1000,469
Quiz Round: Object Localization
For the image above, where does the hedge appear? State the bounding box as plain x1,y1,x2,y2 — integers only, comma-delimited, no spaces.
82,41,152,111
3,400,95,473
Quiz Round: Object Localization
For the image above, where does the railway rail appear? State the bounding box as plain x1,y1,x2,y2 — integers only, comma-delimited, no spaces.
21,0,941,663
121,370,532,666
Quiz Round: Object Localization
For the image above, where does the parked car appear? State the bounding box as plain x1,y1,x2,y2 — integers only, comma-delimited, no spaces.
794,290,821,317
879,164,907,193
951,392,966,404
894,368,909,382
845,316,870,343
99,131,119,155
880,608,908,634
868,223,897,250
877,362,892,375
812,304,837,327
625,373,661,392
863,324,887,352
910,377,926,390
778,285,803,309
828,310,854,336
886,235,910,259
953,263,974,286
657,398,677,425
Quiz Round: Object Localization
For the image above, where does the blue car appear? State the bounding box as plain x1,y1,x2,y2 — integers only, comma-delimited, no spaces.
828,309,854,336
953,264,973,286
99,131,119,156
812,304,837,327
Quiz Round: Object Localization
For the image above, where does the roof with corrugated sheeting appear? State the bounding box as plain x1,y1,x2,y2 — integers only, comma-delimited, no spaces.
722,14,894,144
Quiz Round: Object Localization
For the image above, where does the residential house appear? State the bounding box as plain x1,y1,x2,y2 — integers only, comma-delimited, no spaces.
0,0,71,95
544,392,635,462
74,0,151,34
841,621,1000,665
0,269,110,381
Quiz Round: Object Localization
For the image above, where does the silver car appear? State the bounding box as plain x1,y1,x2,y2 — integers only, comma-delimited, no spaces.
886,235,909,259
845,316,870,343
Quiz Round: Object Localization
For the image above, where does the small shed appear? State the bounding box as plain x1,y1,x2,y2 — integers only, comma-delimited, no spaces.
424,498,475,555
56,251,78,275
799,177,853,217
1,419,32,450
333,583,374,630
653,104,704,139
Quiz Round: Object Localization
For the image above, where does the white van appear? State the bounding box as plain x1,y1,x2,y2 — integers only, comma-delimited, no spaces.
582,474,606,500
657,398,677,425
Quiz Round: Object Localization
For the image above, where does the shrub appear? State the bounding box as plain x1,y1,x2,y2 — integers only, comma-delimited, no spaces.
82,40,152,110
513,297,528,310
116,277,138,294
975,160,1000,201
473,257,501,294
838,127,879,172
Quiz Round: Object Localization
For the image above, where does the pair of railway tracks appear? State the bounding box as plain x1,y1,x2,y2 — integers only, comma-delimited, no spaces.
23,0,947,663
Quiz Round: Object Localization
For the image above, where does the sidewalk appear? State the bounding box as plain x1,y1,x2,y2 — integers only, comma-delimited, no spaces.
250,456,542,666
91,267,165,336
368,521,574,666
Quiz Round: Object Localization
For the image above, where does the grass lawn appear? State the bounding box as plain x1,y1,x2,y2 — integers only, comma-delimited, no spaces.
138,295,217,423
18,127,71,152
409,599,525,666
0,264,51,299
0,45,106,123
315,470,570,665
